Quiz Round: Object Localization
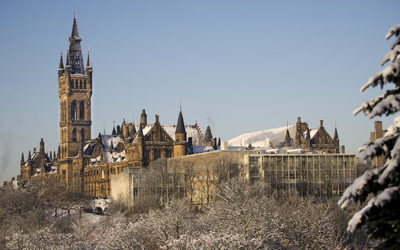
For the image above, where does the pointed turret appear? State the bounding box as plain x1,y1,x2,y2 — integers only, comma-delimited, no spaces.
284,127,291,147
204,124,213,144
306,128,311,140
175,109,186,134
112,124,117,136
66,50,71,67
53,150,56,160
173,105,187,157
28,150,31,161
58,52,64,77
20,152,25,166
87,47,92,67
175,106,187,142
85,47,93,93
334,126,339,140
59,52,64,69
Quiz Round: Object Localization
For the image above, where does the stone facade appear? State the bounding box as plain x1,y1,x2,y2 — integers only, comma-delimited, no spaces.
295,117,340,153
19,13,215,198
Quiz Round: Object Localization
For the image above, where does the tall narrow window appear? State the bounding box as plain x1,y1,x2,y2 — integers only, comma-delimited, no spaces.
80,80,83,89
73,128,77,142
79,101,84,119
84,80,87,89
70,80,74,89
75,79,79,89
71,101,77,119
81,128,85,141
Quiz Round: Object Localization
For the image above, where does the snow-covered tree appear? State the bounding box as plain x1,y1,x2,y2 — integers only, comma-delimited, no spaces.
338,23,400,249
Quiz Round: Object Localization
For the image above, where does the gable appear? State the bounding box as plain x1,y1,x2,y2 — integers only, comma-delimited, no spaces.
144,122,174,142
311,126,335,145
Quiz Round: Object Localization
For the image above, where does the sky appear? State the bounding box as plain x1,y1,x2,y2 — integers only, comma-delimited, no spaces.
1,0,400,182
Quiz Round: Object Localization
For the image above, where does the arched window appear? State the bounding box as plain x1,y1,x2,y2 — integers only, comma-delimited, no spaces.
73,128,77,142
70,80,74,89
71,101,77,119
81,128,85,141
84,80,87,89
74,79,78,89
79,101,84,120
80,80,83,89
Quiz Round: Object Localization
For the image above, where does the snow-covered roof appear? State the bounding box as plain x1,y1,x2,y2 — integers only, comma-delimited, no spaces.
101,135,125,164
228,125,296,147
134,124,204,144
192,146,218,154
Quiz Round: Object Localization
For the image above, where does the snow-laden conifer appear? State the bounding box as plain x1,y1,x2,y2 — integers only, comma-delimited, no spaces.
338,23,400,249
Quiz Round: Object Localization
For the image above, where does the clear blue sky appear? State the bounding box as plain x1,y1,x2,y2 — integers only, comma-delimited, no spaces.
1,0,399,182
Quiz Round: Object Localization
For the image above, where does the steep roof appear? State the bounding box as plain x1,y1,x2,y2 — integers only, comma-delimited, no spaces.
175,110,186,134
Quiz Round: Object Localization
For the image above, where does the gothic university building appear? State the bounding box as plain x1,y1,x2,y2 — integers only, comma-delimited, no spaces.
19,13,217,197
17,13,348,200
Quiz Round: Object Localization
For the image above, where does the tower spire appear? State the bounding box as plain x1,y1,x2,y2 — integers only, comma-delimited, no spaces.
334,123,339,140
59,52,64,69
66,50,70,66
175,107,186,134
20,152,25,165
68,11,85,74
71,11,79,38
87,47,91,67
204,122,213,143
284,127,291,146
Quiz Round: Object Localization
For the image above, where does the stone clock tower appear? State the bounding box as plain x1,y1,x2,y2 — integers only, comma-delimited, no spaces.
58,12,92,158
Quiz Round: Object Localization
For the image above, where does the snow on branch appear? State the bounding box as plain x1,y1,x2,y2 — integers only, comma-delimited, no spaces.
353,89,400,117
338,167,381,209
385,23,400,40
346,186,400,233
380,45,400,66
360,60,400,93
391,36,400,50
378,135,400,186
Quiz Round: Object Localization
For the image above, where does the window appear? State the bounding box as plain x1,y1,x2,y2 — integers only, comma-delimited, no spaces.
80,80,83,89
79,101,84,119
73,128,77,142
81,128,85,141
75,79,79,89
71,101,77,119
84,80,87,89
